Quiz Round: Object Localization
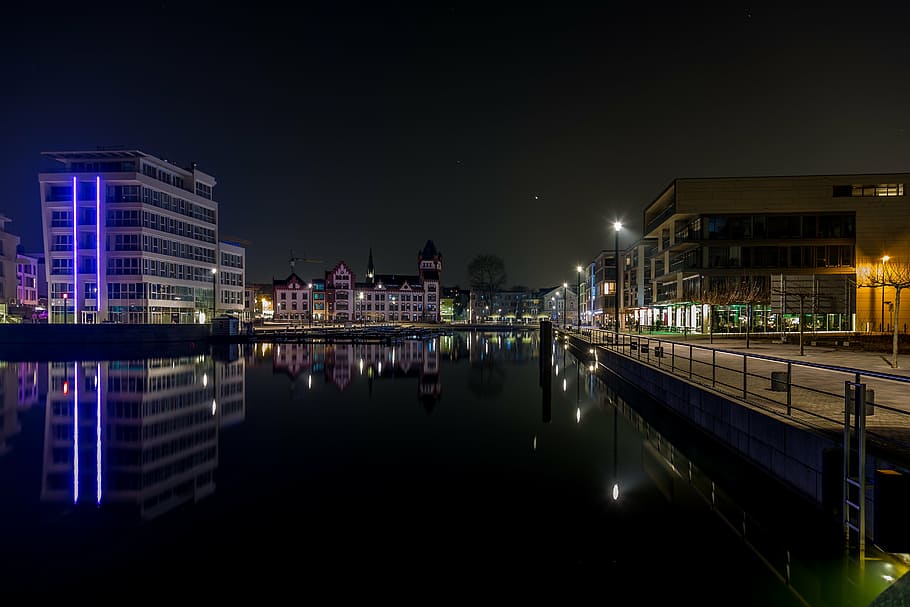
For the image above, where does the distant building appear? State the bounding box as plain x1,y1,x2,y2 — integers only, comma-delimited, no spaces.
16,251,38,306
38,149,244,324
245,282,273,320
271,240,443,324
0,215,21,314
469,288,546,324
23,251,47,306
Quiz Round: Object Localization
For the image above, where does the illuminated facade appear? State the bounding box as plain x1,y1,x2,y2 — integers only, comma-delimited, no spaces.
637,174,910,333
272,240,443,324
38,149,244,324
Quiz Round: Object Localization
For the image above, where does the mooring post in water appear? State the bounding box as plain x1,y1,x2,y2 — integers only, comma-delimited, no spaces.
540,320,552,423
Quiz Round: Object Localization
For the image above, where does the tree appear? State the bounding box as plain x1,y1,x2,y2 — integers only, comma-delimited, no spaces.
700,279,737,344
467,254,506,320
857,258,910,369
733,278,770,349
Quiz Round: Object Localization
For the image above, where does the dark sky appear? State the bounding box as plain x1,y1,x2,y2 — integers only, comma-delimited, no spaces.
3,3,910,288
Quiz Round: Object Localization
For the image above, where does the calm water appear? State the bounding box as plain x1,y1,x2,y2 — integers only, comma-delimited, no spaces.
0,331,903,601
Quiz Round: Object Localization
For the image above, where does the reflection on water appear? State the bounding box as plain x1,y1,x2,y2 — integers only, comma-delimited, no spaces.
550,336,909,607
5,329,898,602
0,361,41,456
38,355,245,519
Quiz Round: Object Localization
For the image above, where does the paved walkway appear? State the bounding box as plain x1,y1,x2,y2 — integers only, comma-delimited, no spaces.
563,330,910,468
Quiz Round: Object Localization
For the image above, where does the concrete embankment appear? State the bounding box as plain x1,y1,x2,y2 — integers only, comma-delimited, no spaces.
0,324,211,360
562,331,838,506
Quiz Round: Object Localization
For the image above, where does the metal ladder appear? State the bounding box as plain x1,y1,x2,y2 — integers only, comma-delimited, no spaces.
844,379,868,557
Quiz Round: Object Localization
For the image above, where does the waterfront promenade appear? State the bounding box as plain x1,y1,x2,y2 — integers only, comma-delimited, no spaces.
559,328,910,469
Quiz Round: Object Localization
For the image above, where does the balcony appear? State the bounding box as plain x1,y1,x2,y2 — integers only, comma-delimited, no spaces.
644,201,677,236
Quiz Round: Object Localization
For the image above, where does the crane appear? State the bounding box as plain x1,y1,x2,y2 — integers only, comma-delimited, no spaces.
289,249,323,274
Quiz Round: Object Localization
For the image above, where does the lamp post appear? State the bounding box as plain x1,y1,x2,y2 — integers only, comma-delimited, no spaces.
882,255,890,332
211,268,217,323
63,292,69,325
614,221,623,339
576,265,583,329
358,291,364,326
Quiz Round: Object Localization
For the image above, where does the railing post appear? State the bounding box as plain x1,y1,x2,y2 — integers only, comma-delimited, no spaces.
671,341,675,372
688,344,693,379
743,354,748,399
712,349,716,387
786,361,792,415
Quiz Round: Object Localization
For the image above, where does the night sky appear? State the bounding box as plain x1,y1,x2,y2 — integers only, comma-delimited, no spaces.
3,3,910,288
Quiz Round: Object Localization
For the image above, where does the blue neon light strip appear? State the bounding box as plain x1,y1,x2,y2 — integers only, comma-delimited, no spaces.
73,363,79,504
96,363,102,505
72,176,78,322
96,176,101,319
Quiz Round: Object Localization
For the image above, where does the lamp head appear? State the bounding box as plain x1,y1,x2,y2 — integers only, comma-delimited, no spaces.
211,268,217,275
576,265,582,273
883,255,891,262
613,221,623,232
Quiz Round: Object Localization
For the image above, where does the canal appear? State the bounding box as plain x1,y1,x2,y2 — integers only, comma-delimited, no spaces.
0,330,904,602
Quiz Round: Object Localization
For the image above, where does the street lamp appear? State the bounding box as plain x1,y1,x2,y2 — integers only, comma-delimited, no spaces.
614,221,623,339
576,265,583,329
63,292,69,325
882,255,890,332
358,291,364,326
211,268,217,322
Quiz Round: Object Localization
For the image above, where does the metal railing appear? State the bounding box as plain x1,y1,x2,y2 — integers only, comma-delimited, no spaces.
562,327,910,467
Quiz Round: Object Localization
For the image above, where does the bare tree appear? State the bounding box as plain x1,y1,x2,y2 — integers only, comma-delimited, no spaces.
857,259,910,369
467,254,507,320
700,279,738,344
732,278,770,349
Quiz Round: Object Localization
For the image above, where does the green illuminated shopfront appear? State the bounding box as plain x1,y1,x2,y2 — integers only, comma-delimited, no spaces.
627,174,909,336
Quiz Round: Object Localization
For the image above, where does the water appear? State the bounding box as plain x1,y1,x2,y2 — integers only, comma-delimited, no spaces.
0,331,903,602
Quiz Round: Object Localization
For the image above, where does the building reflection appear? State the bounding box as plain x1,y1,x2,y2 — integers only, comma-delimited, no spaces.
445,331,540,363
40,355,245,519
0,362,42,457
271,338,442,409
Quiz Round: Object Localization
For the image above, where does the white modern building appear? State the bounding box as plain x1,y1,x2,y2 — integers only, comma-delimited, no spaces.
38,149,244,324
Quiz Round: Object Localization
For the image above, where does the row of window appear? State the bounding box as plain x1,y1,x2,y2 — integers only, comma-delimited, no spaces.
220,271,243,286
221,290,243,305
142,162,188,192
141,235,216,264
666,244,855,271
143,187,215,224
221,252,243,268
697,214,856,241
